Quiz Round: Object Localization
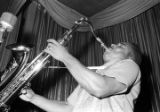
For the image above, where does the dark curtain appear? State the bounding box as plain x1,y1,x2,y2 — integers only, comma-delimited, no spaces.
0,0,26,71
1,1,160,112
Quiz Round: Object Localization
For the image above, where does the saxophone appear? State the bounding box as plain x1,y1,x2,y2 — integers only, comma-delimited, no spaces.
0,44,31,111
0,17,88,111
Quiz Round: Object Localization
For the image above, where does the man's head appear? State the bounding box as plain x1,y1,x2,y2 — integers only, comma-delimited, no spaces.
103,42,142,65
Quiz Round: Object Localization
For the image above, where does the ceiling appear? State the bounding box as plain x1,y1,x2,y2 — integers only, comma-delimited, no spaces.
57,0,121,17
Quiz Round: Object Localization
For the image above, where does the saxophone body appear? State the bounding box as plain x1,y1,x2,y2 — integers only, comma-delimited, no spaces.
0,17,87,111
0,44,31,111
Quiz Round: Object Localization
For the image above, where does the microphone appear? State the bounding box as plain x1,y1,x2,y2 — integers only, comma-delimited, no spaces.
0,12,17,44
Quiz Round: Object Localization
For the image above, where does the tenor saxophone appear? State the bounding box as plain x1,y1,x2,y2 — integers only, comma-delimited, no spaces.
0,17,87,111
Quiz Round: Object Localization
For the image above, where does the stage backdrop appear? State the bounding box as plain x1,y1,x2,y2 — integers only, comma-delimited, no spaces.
0,1,160,112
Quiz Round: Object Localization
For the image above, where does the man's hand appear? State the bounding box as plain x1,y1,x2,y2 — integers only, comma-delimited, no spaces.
19,88,35,102
44,39,70,62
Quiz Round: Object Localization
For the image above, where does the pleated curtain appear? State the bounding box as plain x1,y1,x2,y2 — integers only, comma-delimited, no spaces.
0,0,160,112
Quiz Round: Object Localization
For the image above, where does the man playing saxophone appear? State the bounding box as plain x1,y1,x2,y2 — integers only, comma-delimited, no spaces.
20,39,142,112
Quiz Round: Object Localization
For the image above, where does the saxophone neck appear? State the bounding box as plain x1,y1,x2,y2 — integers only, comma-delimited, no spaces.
58,17,88,45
